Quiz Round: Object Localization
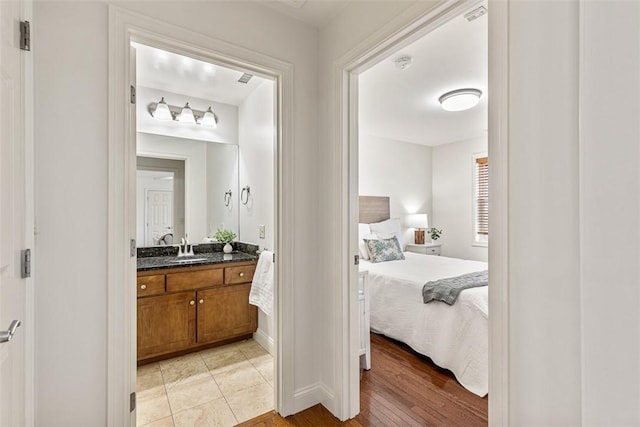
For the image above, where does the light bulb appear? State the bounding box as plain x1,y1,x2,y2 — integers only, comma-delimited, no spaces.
153,97,173,121
199,107,217,128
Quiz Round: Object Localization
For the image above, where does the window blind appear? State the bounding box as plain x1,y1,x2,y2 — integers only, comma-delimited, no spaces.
475,157,488,236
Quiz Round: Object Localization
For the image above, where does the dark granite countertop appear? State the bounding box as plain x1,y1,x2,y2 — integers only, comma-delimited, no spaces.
137,242,259,272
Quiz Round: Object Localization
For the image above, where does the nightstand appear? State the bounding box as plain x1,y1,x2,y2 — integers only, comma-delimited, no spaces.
405,243,442,256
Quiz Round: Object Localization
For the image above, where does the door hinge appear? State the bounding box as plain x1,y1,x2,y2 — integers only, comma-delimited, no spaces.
273,252,276,263
130,85,136,104
130,391,136,412
354,254,360,266
21,249,31,278
130,239,136,258
20,21,30,51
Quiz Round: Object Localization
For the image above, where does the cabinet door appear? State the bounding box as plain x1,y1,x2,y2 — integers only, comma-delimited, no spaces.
138,291,196,360
197,284,257,344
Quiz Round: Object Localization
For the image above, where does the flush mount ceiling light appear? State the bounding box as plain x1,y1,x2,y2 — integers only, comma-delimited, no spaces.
438,88,482,112
149,98,219,128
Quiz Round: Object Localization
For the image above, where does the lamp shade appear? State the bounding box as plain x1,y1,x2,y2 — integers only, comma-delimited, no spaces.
405,213,428,229
178,102,196,124
153,97,173,121
199,106,217,128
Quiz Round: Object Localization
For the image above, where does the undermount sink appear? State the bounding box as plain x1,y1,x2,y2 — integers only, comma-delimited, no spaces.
169,258,208,263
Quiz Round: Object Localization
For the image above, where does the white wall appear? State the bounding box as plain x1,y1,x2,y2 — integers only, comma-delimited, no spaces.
238,80,276,353
35,1,318,424
206,144,239,237
137,133,209,242
579,1,640,424
432,136,487,261
34,3,109,424
359,134,432,248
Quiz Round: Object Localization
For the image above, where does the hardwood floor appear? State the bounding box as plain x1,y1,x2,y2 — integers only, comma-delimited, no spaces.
238,333,488,426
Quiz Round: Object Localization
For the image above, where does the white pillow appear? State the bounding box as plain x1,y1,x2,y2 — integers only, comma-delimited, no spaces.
358,223,372,260
369,218,404,251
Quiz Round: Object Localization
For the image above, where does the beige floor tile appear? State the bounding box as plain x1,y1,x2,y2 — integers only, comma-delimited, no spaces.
173,398,237,427
236,340,269,360
166,373,223,414
137,391,172,426
138,370,165,393
213,363,268,396
140,415,174,427
138,362,162,376
199,342,241,359
251,355,274,386
225,381,274,423
160,353,209,385
202,349,252,375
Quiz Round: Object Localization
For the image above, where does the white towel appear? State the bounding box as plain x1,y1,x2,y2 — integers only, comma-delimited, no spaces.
249,251,274,316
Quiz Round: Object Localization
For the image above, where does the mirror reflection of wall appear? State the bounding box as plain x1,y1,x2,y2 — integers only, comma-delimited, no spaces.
136,136,239,245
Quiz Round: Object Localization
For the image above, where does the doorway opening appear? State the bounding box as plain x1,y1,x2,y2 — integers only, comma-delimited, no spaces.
336,1,506,418
355,2,489,423
132,42,277,425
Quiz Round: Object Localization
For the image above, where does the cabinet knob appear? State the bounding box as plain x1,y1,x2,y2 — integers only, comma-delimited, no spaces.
140,284,147,290
199,299,204,304
190,300,195,306
239,272,244,277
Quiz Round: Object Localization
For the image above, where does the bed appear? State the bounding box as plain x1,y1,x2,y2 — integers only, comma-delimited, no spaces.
359,196,488,397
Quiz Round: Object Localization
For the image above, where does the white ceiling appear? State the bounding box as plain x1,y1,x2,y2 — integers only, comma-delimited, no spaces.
260,0,350,28
133,43,267,106
359,4,488,147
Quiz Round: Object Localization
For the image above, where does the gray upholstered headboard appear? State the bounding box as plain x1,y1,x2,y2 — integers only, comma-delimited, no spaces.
359,196,390,224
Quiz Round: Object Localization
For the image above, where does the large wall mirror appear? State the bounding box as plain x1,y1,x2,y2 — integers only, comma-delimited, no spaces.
136,134,239,246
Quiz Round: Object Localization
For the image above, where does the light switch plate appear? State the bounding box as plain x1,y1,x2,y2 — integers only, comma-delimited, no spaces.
259,225,265,239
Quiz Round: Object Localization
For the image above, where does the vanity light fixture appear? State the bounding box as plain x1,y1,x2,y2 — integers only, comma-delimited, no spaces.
438,88,482,112
149,98,219,127
178,102,196,124
198,107,218,128
152,97,173,121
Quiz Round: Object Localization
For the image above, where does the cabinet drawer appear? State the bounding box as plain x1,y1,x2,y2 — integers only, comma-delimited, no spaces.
426,247,441,255
166,268,223,292
137,275,165,297
225,265,256,285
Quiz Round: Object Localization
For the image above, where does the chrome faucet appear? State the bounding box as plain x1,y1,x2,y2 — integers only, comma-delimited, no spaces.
177,236,194,257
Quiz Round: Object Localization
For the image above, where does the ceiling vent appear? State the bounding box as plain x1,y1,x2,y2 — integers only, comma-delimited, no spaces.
237,73,253,84
464,6,487,22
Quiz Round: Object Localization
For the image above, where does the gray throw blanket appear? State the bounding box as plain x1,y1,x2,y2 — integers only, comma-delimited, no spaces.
422,270,488,305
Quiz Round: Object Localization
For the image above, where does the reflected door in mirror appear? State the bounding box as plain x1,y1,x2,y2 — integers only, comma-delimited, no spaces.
146,190,173,245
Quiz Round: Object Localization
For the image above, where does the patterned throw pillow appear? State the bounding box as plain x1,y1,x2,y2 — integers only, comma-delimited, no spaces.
364,236,405,263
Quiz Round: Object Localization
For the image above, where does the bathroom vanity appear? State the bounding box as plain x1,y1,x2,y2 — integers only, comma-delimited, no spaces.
136,244,258,363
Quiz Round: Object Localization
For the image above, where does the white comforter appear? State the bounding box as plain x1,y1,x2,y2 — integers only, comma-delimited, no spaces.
360,252,488,396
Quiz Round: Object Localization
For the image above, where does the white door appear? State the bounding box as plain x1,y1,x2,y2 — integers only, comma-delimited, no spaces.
0,0,29,425
145,190,173,245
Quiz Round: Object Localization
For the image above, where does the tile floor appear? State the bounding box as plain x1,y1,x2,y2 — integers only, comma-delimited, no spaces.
137,339,274,427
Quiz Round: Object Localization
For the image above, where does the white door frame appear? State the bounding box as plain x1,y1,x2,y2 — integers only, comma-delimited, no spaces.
333,0,509,423
108,6,295,425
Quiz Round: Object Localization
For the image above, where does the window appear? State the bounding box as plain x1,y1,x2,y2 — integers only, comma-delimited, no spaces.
474,156,488,244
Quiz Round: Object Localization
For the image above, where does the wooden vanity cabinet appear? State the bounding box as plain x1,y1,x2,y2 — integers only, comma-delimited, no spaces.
137,291,196,360
137,261,257,362
197,283,256,344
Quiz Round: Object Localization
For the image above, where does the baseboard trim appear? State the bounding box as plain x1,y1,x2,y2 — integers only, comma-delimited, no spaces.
253,328,274,356
293,382,334,414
